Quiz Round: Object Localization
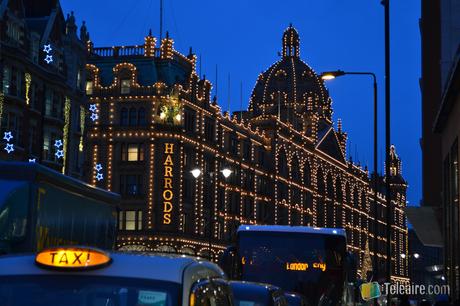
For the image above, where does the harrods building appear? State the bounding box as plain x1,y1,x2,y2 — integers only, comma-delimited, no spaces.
85,26,409,281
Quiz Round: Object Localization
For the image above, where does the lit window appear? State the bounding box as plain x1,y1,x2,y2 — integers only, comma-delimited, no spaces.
121,210,142,231
138,211,143,230
128,144,139,161
86,81,93,95
121,79,130,94
125,211,136,230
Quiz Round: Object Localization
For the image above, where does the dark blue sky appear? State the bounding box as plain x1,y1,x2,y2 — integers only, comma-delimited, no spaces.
61,0,421,205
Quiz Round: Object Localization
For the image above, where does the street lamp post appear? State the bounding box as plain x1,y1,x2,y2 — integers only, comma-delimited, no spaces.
190,166,232,260
321,70,379,280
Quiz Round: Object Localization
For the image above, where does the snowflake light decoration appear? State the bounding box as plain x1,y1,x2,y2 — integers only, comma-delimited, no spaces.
94,163,103,172
4,143,14,154
96,173,104,181
3,131,13,142
89,104,98,112
54,139,63,148
44,55,53,64
55,149,64,159
43,44,52,53
90,113,99,121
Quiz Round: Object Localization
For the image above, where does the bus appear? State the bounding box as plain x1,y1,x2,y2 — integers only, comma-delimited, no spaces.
221,225,357,306
0,162,119,254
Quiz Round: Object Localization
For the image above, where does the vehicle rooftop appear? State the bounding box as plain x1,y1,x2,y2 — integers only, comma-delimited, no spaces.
0,252,223,284
229,280,281,291
238,225,346,237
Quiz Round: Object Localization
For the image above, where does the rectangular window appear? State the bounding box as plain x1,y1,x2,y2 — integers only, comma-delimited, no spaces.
184,109,196,132
30,36,39,63
43,132,51,161
120,210,142,231
204,117,215,141
127,144,139,161
86,81,93,95
3,66,11,94
120,175,143,196
45,89,53,116
243,141,251,160
121,144,144,161
230,136,238,155
118,212,123,230
125,211,136,230
121,79,130,94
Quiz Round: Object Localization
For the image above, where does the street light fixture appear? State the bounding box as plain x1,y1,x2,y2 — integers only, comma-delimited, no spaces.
191,168,201,178
320,70,346,80
321,69,379,280
221,168,232,178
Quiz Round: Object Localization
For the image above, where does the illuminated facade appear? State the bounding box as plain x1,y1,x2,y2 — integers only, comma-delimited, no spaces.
0,0,88,178
86,26,408,280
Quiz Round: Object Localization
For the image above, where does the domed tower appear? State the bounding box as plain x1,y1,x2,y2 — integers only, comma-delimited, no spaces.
249,25,333,133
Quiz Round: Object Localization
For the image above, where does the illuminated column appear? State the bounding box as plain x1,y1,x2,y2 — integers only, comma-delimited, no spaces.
91,144,98,186
107,142,113,191
0,93,4,131
25,73,31,105
62,97,71,174
179,141,184,232
148,141,155,229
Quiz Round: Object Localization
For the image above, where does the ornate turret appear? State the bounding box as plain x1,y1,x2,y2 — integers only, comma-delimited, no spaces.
65,11,77,35
387,145,407,186
248,25,333,128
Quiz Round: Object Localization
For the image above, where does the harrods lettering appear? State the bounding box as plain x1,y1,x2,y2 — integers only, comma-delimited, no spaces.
162,143,174,224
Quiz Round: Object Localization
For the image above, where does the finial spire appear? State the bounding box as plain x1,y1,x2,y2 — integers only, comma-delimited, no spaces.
282,24,300,58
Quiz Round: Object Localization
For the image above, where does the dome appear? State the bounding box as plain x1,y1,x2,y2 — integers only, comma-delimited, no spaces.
249,25,332,124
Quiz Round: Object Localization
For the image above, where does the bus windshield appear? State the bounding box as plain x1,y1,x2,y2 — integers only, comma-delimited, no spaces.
0,275,180,306
237,231,346,306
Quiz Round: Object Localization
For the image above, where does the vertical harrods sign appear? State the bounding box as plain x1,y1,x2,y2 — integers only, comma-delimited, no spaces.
156,142,178,231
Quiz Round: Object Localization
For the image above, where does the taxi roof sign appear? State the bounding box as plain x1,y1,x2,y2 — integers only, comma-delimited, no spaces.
35,247,111,270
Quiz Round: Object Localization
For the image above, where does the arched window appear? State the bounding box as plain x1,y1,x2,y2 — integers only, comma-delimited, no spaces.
316,167,325,227
326,173,334,227
304,161,311,187
120,107,128,126
317,167,325,195
353,188,360,209
278,150,288,178
361,191,367,211
335,179,343,227
326,173,334,200
129,107,137,126
138,107,146,126
292,157,300,182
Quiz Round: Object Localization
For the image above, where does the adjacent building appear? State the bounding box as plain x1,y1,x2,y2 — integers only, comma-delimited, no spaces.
85,26,409,281
418,0,460,301
433,48,460,303
0,0,88,178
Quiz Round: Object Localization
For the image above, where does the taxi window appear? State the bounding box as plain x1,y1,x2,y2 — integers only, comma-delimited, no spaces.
0,275,180,306
191,280,232,306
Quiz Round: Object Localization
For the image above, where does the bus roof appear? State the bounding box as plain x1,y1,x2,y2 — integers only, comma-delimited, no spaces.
237,225,346,237
0,162,120,205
